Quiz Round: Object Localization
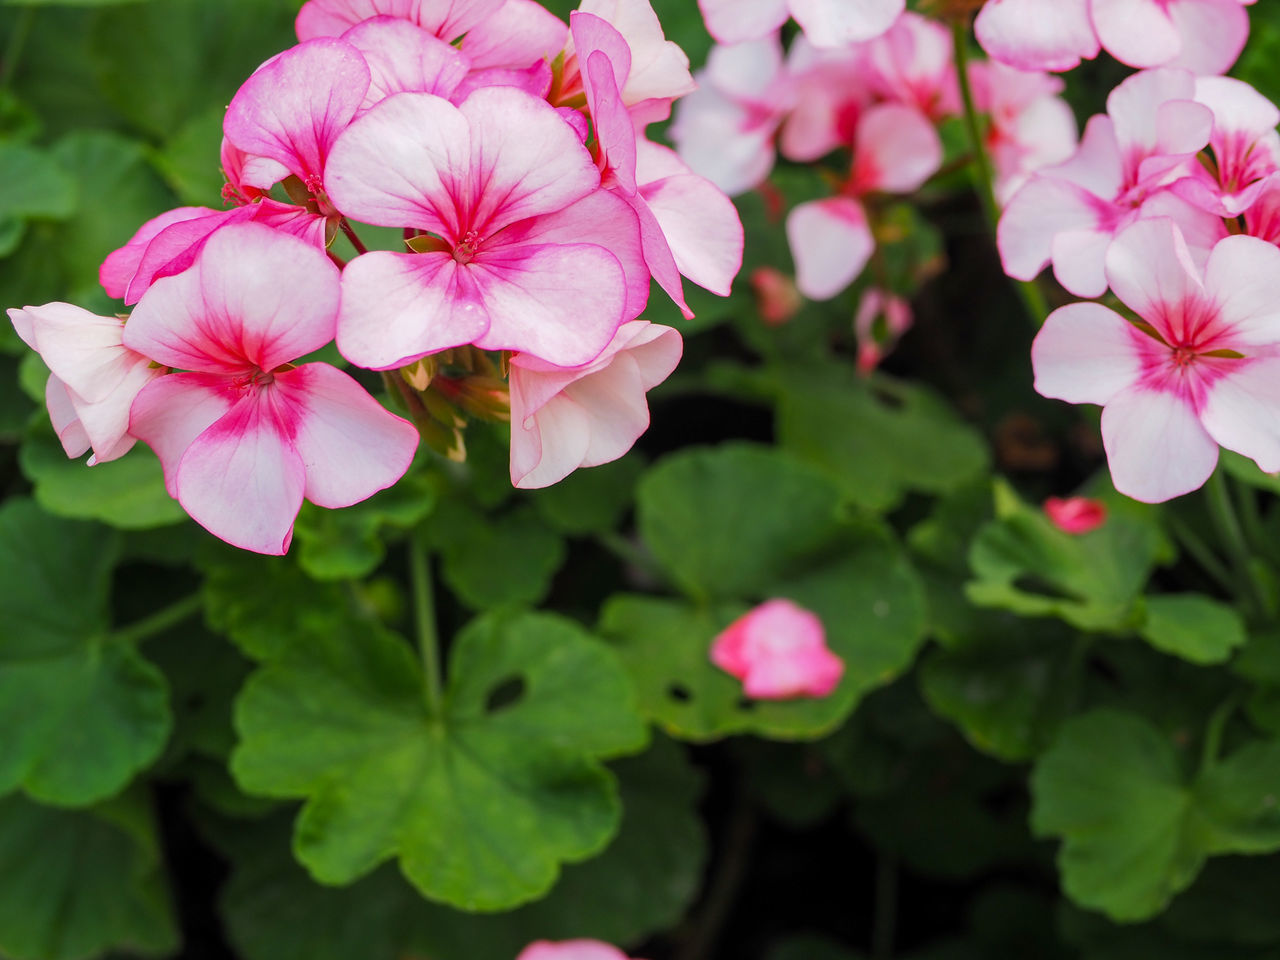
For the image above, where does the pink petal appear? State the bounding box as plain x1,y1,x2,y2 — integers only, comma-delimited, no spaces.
1043,114,1124,200
123,206,257,305
1163,0,1250,75
710,598,843,699
1091,0,1183,68
452,62,554,102
124,222,341,374
852,102,942,194
575,18,637,194
341,17,471,110
567,353,650,467
276,363,419,507
1101,384,1219,502
1105,68,1208,179
1103,217,1204,335
129,373,239,497
99,206,215,301
975,0,1099,72
1049,227,1116,298
668,83,778,196
9,303,136,404
335,251,489,370
1202,234,1280,346
577,0,695,104
1031,302,1148,405
509,385,593,489
325,92,472,235
1201,358,1280,472
174,393,307,555
517,940,632,960
1044,496,1109,534
296,0,505,43
249,200,330,248
459,0,567,70
789,0,905,47
787,197,875,301
470,242,627,366
639,173,744,297
44,376,92,460
697,0,789,44
997,176,1104,284
224,39,370,186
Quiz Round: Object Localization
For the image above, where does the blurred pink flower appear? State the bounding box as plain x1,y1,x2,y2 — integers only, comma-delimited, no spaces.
854,288,912,374
711,598,844,699
517,941,637,960
1044,496,1108,534
697,0,904,49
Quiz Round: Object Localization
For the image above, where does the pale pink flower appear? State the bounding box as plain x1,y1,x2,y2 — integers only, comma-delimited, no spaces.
296,0,503,43
860,12,959,121
123,222,418,554
340,15,472,110
697,0,904,49
998,67,1222,299
576,0,695,108
1031,218,1280,503
786,103,941,301
1170,76,1280,217
458,0,566,71
517,942,636,960
974,0,1101,73
1244,177,1280,245
854,288,912,374
777,35,867,163
1044,496,1108,534
324,86,644,370
710,598,844,699
669,35,792,196
750,266,802,325
7,303,165,464
508,320,681,489
970,61,1078,205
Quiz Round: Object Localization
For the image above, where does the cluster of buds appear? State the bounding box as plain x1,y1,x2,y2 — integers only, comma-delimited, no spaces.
7,0,744,554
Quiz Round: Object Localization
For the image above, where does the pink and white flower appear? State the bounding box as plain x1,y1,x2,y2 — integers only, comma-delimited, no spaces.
697,0,904,49
7,303,165,464
325,85,644,370
1032,218,1280,503
296,0,504,44
517,942,636,960
711,598,844,699
508,320,681,489
854,288,912,374
860,12,959,121
122,222,419,554
998,67,1222,299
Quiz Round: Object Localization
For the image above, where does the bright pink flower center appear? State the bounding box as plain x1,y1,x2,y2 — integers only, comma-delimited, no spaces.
453,230,483,264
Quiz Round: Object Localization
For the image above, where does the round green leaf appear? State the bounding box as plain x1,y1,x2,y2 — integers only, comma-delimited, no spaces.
636,443,845,602
231,611,647,910
427,502,566,610
1139,595,1247,665
0,499,170,805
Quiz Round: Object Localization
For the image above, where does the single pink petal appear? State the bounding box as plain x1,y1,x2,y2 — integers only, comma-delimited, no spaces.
789,0,905,47
517,940,633,960
997,176,1105,284
852,102,942,194
577,0,695,104
99,206,215,301
1090,0,1183,68
341,17,471,110
129,373,239,497
459,0,566,70
44,376,92,459
1201,234,1280,346
623,192,691,319
296,0,505,43
470,242,627,365
1031,301,1149,405
249,199,330,248
1044,496,1108,534
1105,68,1208,184
975,0,1100,72
1103,217,1204,334
1043,114,1124,200
173,393,307,555
639,173,744,297
325,92,472,235
1049,227,1116,298
459,86,602,234
1162,0,1250,75
453,61,554,101
706,33,788,102
1200,358,1280,472
123,206,257,305
1101,384,1219,502
668,83,778,196
710,598,843,699
276,363,419,508
697,0,789,45
742,642,844,698
576,22,638,193
567,353,650,467
335,251,489,370
786,197,874,301
509,384,593,489
124,222,341,374
1137,190,1229,269
224,39,371,186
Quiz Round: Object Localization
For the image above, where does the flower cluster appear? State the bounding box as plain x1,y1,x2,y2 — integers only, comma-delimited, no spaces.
7,0,743,554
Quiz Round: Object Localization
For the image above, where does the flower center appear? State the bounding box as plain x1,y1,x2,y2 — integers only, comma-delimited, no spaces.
453,230,483,264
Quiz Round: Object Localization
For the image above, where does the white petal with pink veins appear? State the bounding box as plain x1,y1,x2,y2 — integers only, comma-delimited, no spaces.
1050,227,1115,298
10,304,133,404
974,0,1099,72
174,395,307,555
342,17,471,110
510,388,593,489
1090,0,1183,68
577,0,694,104
1103,218,1205,339
296,0,505,44
279,363,419,509
786,197,874,302
697,0,789,45
1163,0,1250,75
997,176,1106,283
669,84,777,196
44,376,92,460
460,0,566,71
1201,234,1280,347
640,173,744,297
1201,358,1280,473
1031,302,1148,406
790,0,904,47
565,352,650,467
1101,385,1219,502
129,373,239,498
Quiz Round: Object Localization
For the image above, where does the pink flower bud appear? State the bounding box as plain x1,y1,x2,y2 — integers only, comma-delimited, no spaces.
710,598,844,699
1043,496,1108,534
750,266,802,325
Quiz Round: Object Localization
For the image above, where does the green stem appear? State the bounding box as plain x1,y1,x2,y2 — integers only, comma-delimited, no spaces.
340,218,369,256
409,539,444,720
872,853,898,960
1206,468,1267,620
111,594,203,646
1200,691,1243,773
1166,515,1235,595
675,799,756,960
950,19,1050,327
1,8,35,92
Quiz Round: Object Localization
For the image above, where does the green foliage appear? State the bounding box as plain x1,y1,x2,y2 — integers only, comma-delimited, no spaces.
231,610,646,910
